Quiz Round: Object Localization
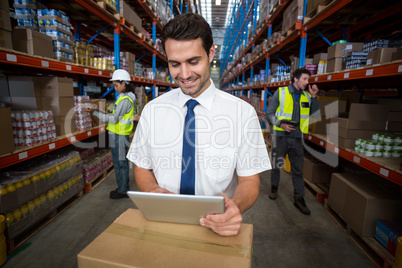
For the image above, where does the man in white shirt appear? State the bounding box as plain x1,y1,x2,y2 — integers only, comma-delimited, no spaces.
127,13,271,236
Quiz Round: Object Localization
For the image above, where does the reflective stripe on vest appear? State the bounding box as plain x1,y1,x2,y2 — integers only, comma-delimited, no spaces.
106,95,134,135
273,86,311,134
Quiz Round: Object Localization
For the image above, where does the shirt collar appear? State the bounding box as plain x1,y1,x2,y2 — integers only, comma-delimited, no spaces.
178,79,216,111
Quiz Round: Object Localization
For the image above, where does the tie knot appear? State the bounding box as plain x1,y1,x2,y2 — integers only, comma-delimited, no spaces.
186,99,199,111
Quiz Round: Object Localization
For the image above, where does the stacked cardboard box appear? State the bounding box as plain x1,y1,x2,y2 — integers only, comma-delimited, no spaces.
120,51,136,76
328,173,402,237
366,48,402,66
0,76,42,110
119,0,142,31
12,29,54,58
303,154,337,184
89,99,106,127
282,0,304,35
378,99,402,132
326,42,363,73
328,104,388,149
0,108,15,156
259,0,270,27
0,1,12,49
78,209,253,268
135,86,146,113
309,96,347,136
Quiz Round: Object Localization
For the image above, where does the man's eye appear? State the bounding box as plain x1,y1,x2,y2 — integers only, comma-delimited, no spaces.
189,61,199,65
171,63,179,68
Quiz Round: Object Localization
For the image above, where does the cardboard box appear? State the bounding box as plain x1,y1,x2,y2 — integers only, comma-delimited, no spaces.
330,117,386,130
0,96,40,110
387,112,402,122
328,173,402,237
387,121,402,132
119,0,142,30
55,115,76,136
317,96,347,117
0,28,12,49
323,91,361,112
0,9,11,31
313,53,328,65
378,99,402,112
0,1,9,11
343,175,402,237
348,103,389,121
327,43,364,59
7,76,39,97
327,57,344,73
78,209,253,268
329,124,376,139
328,173,350,216
41,97,74,116
0,108,15,156
303,155,337,184
12,29,53,58
0,75,8,96
39,77,74,97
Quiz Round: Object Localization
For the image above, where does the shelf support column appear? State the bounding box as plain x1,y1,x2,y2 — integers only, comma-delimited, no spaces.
299,28,307,68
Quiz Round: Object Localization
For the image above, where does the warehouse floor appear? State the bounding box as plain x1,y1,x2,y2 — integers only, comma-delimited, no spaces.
3,162,375,268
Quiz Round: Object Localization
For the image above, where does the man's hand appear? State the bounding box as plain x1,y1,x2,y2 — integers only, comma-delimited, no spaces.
280,123,295,132
150,187,174,194
308,84,319,98
199,194,242,236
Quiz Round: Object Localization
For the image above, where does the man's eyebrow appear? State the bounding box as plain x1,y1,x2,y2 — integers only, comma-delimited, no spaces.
168,56,202,64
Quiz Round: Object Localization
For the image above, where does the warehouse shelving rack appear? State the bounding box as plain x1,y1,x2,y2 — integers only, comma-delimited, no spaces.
0,0,181,168
219,0,402,186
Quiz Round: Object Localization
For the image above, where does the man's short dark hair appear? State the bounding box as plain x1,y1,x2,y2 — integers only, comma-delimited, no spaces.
291,68,311,83
161,13,213,56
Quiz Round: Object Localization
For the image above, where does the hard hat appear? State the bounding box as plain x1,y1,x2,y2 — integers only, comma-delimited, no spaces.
110,69,131,81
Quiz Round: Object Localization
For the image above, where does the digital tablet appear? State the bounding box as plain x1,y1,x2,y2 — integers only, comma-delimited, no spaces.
127,191,225,225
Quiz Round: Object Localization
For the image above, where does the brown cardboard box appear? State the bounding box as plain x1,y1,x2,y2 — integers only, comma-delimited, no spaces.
78,209,253,268
378,99,402,112
387,122,402,132
323,91,361,111
41,97,74,116
327,57,344,73
317,96,347,117
310,118,331,135
0,28,12,49
0,0,9,11
376,48,402,64
55,115,76,136
391,49,402,61
343,174,402,237
0,96,41,110
348,103,389,121
119,0,142,30
303,155,337,184
0,9,11,31
328,173,350,217
313,53,328,65
39,77,74,97
327,43,364,59
0,108,15,156
328,136,356,149
12,29,53,58
330,117,386,130
387,112,402,122
329,125,376,139
7,76,38,97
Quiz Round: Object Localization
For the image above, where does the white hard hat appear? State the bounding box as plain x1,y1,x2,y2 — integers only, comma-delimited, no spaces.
110,69,131,81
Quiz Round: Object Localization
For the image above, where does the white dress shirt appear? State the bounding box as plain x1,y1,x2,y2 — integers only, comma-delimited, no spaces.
127,80,271,197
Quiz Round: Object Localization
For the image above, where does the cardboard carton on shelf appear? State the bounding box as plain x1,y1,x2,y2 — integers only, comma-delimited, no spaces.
39,77,74,97
326,57,344,73
41,97,74,117
327,43,364,59
12,29,53,59
78,209,253,268
0,28,12,50
303,154,337,184
0,108,15,156
328,173,402,237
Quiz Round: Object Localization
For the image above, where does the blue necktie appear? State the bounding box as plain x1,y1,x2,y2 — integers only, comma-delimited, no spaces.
180,99,199,195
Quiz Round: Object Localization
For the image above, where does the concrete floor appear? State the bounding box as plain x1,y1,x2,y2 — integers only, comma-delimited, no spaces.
3,162,375,268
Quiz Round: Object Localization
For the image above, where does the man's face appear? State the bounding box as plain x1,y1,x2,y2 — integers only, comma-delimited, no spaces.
293,73,310,90
165,38,215,98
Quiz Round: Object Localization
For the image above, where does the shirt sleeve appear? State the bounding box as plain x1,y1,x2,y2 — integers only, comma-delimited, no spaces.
236,106,271,177
266,89,282,127
93,98,133,124
127,104,152,169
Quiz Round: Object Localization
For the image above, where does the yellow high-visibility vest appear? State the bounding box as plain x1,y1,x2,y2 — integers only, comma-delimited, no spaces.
273,86,311,134
106,95,134,135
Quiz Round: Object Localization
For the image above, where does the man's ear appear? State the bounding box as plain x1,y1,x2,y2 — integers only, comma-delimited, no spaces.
208,44,215,63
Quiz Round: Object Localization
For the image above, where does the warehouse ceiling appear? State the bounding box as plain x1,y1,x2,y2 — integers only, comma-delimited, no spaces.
199,0,234,66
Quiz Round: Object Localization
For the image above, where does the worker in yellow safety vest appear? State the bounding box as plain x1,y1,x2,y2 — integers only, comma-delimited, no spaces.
88,69,136,199
265,68,320,215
